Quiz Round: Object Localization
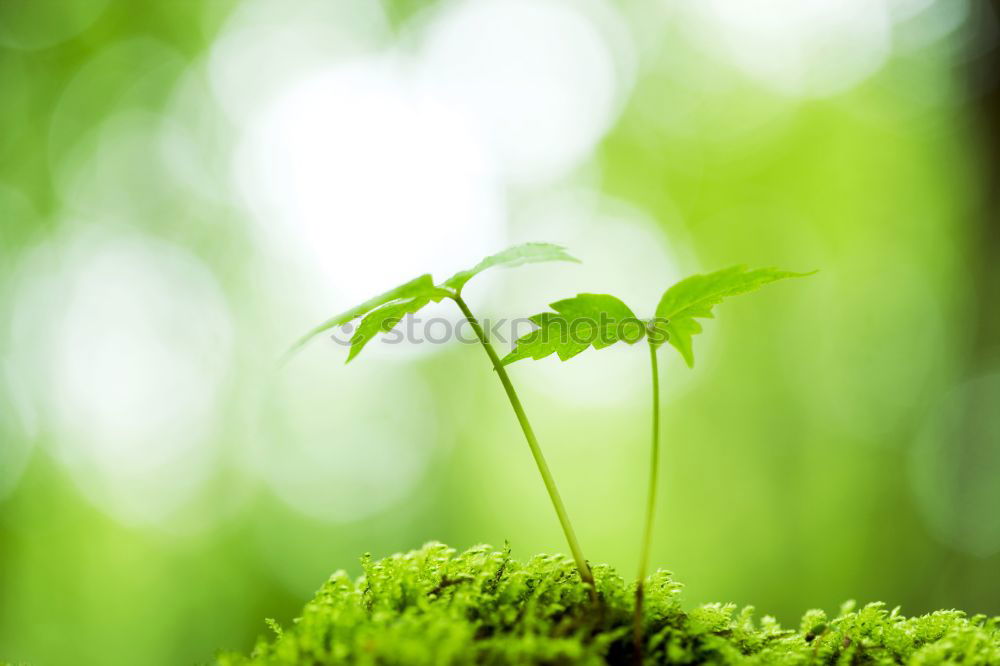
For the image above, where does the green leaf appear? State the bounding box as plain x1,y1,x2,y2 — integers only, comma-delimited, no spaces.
653,265,814,366
346,291,448,362
501,293,646,364
284,274,441,360
286,242,580,364
443,243,579,292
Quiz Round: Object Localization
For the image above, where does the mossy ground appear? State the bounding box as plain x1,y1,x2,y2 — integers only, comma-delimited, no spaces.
218,543,1000,665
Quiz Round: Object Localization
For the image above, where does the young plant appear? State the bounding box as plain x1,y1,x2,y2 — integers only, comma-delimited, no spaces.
500,265,813,650
285,243,596,589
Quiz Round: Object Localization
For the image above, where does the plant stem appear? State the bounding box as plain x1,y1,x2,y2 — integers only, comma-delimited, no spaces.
634,340,661,657
452,294,595,591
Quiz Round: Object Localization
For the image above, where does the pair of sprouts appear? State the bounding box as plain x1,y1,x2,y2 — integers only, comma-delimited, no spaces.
287,242,811,647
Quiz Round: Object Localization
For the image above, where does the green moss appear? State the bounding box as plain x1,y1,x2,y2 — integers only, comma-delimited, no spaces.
218,543,1000,665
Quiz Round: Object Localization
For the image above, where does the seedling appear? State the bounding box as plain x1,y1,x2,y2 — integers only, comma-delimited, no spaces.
501,265,814,652
285,243,596,589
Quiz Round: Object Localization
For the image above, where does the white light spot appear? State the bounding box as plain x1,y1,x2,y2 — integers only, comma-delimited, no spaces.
208,0,390,127
9,230,233,524
681,0,893,98
890,0,970,54
417,0,634,185
234,57,505,361
258,354,439,523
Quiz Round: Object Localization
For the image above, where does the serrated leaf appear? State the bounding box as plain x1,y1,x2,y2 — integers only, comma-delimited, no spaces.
286,242,580,364
501,294,646,365
284,274,440,360
346,291,449,362
653,265,814,366
443,243,579,292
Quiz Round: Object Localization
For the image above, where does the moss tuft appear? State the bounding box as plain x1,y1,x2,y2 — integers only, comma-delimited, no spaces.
218,543,1000,665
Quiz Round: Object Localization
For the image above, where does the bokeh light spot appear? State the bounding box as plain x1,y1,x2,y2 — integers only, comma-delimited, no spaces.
259,353,440,523
208,0,390,127
235,57,504,314
681,0,893,98
0,358,35,500
10,229,234,525
910,371,1000,557
0,0,110,50
417,0,633,184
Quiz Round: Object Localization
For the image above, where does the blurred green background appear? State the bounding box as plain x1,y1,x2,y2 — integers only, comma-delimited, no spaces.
2,1,1000,664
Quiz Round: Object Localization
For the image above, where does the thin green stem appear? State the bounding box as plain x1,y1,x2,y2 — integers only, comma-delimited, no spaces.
634,340,661,657
452,294,595,591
